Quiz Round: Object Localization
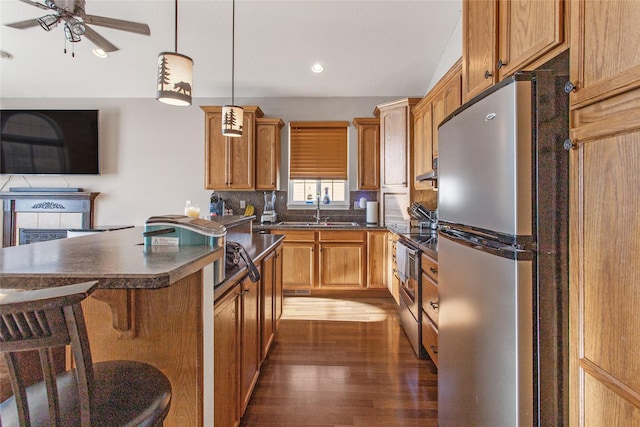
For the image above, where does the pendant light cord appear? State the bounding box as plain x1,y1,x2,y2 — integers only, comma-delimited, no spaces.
231,0,236,105
174,0,178,52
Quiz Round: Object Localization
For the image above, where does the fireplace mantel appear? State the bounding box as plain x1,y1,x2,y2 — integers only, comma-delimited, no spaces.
1,190,99,247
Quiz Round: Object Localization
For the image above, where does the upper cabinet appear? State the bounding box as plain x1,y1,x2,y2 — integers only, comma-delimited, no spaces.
202,106,282,191
255,118,284,191
376,98,420,189
569,0,640,109
353,117,380,190
462,0,566,102
413,60,462,191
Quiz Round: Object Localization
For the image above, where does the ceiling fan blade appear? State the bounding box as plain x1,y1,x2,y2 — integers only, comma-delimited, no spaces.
82,14,150,36
16,0,51,11
4,18,42,29
83,25,118,52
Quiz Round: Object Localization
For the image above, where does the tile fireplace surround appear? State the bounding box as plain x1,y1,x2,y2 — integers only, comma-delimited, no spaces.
1,190,99,247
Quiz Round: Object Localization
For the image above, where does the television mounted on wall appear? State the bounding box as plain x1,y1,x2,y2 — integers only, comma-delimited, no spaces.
0,110,100,175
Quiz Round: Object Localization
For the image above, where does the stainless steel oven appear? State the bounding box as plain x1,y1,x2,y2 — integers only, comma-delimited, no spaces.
397,240,424,358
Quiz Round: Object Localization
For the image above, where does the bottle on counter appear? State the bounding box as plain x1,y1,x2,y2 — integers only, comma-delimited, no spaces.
322,187,331,204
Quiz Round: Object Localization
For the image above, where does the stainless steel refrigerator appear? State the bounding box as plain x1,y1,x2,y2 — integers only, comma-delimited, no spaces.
437,68,569,426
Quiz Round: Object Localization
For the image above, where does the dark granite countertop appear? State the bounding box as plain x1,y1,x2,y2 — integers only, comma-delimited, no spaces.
0,225,283,291
253,221,387,232
388,226,439,260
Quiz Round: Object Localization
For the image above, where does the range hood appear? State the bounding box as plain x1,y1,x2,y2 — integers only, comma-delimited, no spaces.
416,170,437,181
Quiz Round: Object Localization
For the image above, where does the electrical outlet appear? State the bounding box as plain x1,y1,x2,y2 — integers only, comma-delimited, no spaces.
240,200,246,209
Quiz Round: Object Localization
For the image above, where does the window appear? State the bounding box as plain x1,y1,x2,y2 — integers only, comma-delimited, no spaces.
288,121,349,209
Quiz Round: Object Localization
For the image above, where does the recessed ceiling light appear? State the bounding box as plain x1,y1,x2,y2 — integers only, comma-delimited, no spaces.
311,63,324,73
0,50,14,60
93,48,108,59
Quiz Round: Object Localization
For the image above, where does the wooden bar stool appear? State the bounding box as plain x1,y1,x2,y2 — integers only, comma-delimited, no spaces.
0,281,172,426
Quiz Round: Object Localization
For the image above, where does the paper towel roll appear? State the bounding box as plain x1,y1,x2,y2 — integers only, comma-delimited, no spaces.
366,201,379,224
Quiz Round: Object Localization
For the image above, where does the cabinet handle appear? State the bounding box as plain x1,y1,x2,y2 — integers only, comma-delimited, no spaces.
242,288,250,295
563,138,576,151
497,59,506,69
429,267,438,274
430,300,439,310
484,70,493,79
430,345,438,354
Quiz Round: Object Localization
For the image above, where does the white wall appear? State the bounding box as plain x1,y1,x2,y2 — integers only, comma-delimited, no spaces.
0,96,399,233
426,14,463,93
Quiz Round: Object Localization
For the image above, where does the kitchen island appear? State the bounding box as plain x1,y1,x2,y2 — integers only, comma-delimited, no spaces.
0,226,284,426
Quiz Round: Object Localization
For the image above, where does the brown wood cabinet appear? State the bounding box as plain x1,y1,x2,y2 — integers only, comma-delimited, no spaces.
280,230,315,290
353,117,380,190
462,0,566,102
568,2,640,423
202,106,263,190
318,230,365,289
376,98,420,226
240,272,261,417
367,230,388,289
413,60,462,191
388,232,400,304
255,118,284,190
214,285,241,427
421,253,439,366
274,244,283,325
260,250,275,361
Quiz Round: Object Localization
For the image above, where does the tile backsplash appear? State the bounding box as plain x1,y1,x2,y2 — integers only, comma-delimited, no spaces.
213,190,378,223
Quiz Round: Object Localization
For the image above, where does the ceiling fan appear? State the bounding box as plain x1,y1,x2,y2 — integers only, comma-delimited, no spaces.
4,0,150,53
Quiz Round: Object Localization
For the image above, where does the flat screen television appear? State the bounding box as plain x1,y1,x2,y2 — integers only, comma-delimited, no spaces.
0,110,100,175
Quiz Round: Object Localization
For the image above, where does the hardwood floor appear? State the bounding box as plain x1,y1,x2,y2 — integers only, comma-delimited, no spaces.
240,296,438,426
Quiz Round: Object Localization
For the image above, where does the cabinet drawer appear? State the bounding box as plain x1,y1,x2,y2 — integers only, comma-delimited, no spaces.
278,230,316,242
421,253,438,282
422,273,438,326
319,230,365,242
422,317,438,367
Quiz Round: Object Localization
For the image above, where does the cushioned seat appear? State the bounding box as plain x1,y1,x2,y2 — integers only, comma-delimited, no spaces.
0,281,171,427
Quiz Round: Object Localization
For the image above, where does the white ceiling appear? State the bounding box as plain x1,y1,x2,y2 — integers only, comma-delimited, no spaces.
0,0,462,99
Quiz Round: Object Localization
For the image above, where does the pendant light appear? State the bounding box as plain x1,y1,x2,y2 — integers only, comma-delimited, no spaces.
221,0,243,137
157,0,193,106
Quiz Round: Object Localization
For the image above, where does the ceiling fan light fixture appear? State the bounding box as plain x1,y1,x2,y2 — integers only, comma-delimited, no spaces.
64,24,81,42
37,14,60,32
93,48,108,59
311,63,324,73
67,18,86,36
222,0,243,137
156,0,193,106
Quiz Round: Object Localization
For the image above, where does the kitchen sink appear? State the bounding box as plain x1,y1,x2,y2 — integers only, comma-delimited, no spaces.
276,221,359,227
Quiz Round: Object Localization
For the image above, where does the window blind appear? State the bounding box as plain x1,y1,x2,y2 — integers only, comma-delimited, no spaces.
289,121,349,180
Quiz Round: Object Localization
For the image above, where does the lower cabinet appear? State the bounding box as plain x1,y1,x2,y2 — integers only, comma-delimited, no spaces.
318,231,365,289
240,272,261,416
367,230,388,289
214,286,241,427
214,244,282,426
421,252,439,366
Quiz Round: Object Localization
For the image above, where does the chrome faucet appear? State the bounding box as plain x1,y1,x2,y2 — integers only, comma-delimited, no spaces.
314,194,321,223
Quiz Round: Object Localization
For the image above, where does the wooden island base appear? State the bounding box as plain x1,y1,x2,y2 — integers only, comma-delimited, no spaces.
82,271,204,427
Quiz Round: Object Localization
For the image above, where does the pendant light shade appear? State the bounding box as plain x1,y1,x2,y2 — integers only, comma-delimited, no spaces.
222,0,243,136
157,0,193,106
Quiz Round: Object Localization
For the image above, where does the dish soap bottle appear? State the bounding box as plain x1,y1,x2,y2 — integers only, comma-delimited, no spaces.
322,187,331,204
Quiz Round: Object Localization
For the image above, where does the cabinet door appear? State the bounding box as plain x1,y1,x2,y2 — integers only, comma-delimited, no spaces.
204,110,228,189
354,118,380,190
569,96,640,426
387,233,400,304
282,242,314,289
380,106,408,188
497,0,564,81
318,242,365,289
569,0,640,109
274,245,283,325
432,73,462,159
462,0,498,101
214,286,240,427
228,115,254,190
240,274,260,416
412,100,434,191
255,118,283,190
367,231,387,289
261,251,275,361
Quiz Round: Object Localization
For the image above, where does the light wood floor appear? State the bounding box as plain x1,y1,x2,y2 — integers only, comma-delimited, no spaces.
240,295,438,427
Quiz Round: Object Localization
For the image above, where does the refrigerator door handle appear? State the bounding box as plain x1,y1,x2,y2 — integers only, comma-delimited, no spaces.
438,228,533,261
